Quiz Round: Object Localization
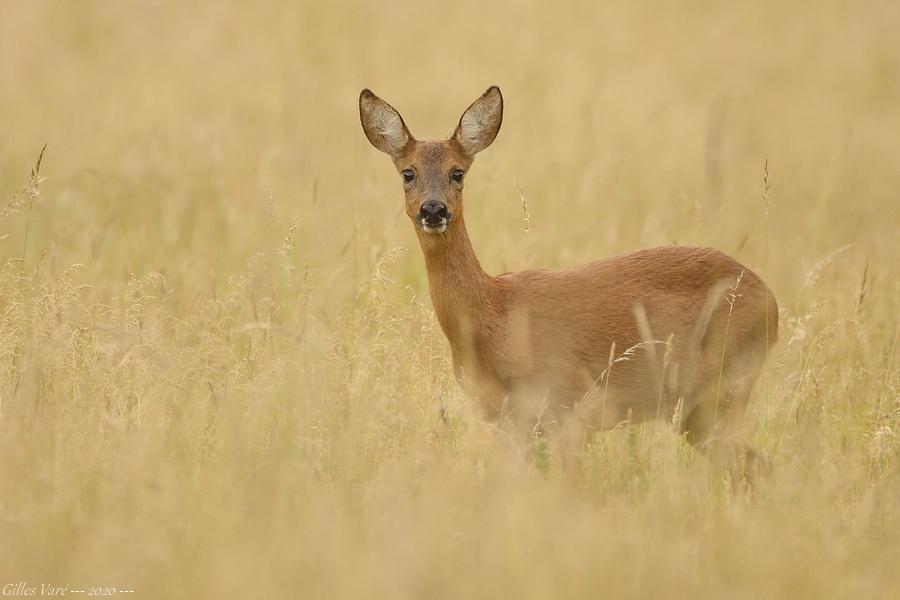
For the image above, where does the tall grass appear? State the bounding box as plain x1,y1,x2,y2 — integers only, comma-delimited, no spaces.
1,1,898,598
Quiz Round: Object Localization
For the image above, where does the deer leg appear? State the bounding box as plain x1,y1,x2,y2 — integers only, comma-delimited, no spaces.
681,369,768,481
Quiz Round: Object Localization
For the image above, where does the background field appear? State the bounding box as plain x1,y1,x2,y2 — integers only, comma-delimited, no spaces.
1,1,898,598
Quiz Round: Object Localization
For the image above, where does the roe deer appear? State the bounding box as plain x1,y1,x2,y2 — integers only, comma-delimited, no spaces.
359,86,778,467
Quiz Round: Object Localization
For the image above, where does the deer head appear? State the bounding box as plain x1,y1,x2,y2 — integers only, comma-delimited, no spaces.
359,86,503,236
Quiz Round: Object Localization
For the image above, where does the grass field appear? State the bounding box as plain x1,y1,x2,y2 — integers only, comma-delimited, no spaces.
1,1,898,598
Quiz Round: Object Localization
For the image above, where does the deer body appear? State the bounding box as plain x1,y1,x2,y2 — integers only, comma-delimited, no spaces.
360,86,777,460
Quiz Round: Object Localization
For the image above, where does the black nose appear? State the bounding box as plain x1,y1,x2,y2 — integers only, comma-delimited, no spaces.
419,201,448,220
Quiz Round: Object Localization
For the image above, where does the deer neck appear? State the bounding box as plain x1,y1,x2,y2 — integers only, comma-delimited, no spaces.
418,216,498,353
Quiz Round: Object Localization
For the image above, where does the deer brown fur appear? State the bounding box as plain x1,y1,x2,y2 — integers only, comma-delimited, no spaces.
360,86,778,466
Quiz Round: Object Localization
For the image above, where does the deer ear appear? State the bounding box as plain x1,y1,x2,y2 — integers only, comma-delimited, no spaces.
359,89,414,158
453,86,503,157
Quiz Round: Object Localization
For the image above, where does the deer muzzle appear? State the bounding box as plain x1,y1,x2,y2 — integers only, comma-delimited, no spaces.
418,200,451,232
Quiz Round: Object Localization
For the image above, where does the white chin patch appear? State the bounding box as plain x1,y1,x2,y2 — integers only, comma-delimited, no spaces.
421,220,448,234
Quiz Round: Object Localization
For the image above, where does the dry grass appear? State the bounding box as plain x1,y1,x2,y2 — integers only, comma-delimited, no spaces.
1,1,898,598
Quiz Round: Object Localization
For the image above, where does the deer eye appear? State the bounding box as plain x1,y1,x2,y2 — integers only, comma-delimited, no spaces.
401,169,415,183
451,169,465,183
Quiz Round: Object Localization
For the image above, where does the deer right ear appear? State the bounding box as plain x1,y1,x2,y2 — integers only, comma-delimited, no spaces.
359,89,413,158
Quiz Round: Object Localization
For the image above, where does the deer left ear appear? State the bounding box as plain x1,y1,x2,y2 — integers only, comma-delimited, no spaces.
453,86,503,158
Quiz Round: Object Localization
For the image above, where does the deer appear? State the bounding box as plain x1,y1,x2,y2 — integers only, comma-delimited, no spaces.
359,85,778,470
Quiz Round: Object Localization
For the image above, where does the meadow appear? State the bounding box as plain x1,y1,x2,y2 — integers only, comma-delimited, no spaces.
1,1,898,598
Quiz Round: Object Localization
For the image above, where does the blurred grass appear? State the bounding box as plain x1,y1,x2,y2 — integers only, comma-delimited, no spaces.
0,1,898,598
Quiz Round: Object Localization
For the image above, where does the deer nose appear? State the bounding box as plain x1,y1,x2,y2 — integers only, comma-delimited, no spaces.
419,201,448,220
